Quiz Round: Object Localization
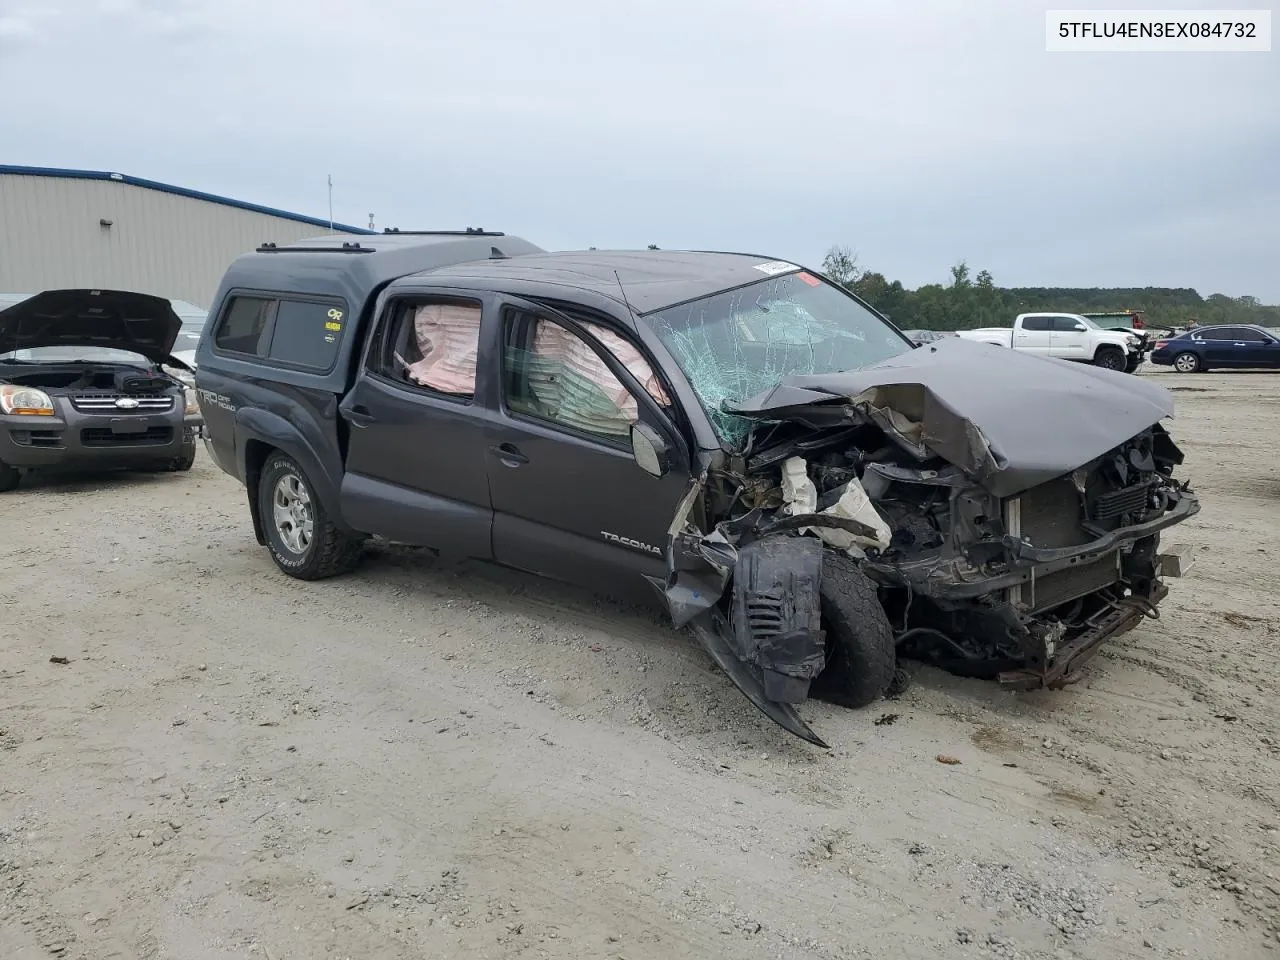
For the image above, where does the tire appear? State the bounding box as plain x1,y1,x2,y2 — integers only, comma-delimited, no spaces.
811,551,897,709
257,453,363,580
0,460,18,493
170,447,196,472
1125,355,1143,374
1172,351,1201,374
1094,347,1125,371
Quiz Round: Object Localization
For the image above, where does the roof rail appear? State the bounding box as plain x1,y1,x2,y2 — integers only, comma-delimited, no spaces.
256,240,375,254
381,227,505,237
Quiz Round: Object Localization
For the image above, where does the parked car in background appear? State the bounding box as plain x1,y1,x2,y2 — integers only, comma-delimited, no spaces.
956,312,1144,371
0,289,201,491
195,233,1198,747
901,329,948,346
1149,324,1280,372
168,301,208,374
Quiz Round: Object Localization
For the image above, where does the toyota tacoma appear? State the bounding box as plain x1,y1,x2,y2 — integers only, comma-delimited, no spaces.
195,232,1199,745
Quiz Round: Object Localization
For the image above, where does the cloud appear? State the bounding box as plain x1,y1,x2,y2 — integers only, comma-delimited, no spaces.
1,0,1276,300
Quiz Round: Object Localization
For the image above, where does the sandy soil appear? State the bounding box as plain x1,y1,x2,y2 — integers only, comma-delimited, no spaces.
2,367,1278,960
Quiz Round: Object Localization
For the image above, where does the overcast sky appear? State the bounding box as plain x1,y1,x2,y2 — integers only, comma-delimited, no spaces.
1,0,1277,300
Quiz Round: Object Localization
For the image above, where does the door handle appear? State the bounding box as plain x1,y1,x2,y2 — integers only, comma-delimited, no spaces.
346,404,374,427
488,442,528,467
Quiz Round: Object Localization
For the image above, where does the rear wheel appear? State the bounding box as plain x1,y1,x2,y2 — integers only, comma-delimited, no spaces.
1094,347,1125,371
257,453,363,580
0,460,18,493
812,551,897,709
1173,351,1201,373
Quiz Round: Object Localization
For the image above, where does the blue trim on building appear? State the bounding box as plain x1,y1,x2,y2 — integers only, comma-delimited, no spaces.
0,164,376,234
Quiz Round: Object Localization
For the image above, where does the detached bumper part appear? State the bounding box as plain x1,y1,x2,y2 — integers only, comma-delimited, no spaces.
730,537,825,704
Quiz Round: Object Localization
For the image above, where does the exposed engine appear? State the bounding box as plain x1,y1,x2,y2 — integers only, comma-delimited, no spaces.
704,417,1194,688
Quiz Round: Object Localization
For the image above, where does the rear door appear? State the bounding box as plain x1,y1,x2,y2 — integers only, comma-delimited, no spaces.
1014,316,1052,354
484,298,692,602
337,290,495,558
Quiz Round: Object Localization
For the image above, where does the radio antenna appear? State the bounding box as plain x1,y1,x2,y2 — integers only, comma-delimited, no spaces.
614,270,637,317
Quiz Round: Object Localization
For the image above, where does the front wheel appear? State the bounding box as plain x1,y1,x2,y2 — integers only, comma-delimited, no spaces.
1173,351,1201,374
1094,347,1125,371
811,551,897,709
257,453,363,580
0,460,18,493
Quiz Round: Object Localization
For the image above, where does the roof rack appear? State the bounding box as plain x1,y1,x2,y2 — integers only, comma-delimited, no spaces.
381,227,505,237
256,241,375,254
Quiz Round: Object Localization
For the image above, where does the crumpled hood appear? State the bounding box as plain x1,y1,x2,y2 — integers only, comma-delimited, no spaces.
726,336,1176,498
0,289,184,365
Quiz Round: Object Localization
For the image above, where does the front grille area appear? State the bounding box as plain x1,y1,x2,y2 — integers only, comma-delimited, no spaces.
70,393,175,413
1031,556,1120,613
8,429,63,448
81,426,173,447
1092,482,1151,521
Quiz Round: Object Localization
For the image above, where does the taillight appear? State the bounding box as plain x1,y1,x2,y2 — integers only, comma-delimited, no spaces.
1153,340,1167,349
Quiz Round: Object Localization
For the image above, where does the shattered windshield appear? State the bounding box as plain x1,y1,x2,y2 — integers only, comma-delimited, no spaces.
647,272,912,444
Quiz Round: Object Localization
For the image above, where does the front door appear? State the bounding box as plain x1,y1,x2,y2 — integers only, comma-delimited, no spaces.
1200,327,1250,368
1049,315,1090,360
485,300,692,603
337,291,495,559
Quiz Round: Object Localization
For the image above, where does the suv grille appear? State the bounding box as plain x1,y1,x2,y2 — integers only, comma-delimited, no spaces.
70,393,174,413
81,426,173,447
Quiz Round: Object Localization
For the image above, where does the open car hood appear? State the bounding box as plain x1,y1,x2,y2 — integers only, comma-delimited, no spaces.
726,336,1175,498
0,289,185,366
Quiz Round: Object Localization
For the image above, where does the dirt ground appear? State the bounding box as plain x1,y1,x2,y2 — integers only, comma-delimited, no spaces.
2,367,1278,960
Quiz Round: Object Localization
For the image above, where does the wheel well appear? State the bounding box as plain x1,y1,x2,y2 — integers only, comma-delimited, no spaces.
243,439,276,546
1094,344,1124,360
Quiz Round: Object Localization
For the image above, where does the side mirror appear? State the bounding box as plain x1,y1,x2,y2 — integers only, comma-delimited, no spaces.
1074,323,1088,331
630,422,671,478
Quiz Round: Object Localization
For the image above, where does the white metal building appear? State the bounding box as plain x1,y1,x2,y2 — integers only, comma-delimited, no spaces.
0,165,373,308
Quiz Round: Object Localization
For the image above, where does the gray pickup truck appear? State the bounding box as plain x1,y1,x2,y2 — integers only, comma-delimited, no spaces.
194,231,1199,746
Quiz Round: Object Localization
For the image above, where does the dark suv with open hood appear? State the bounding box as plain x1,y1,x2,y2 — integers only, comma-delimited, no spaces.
196,233,1199,746
0,289,200,491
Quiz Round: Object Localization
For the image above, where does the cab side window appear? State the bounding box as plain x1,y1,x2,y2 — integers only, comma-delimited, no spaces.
503,311,656,444
1051,316,1083,332
373,299,483,399
1021,316,1051,332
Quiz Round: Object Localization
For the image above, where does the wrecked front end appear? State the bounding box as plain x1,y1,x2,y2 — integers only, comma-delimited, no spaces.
656,340,1200,746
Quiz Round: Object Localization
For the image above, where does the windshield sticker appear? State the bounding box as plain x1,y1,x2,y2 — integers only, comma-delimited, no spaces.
753,260,799,276
797,272,821,287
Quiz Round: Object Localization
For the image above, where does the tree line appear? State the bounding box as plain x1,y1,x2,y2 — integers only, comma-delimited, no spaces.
818,246,1280,331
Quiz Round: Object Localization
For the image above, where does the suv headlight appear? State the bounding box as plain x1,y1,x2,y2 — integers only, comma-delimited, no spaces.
182,387,200,416
1126,334,1140,348
0,384,55,415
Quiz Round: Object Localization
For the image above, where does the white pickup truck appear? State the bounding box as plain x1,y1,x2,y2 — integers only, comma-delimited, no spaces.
956,312,1144,373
